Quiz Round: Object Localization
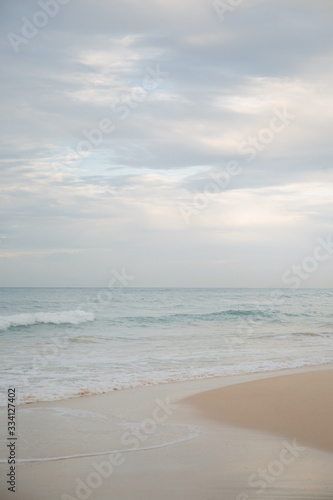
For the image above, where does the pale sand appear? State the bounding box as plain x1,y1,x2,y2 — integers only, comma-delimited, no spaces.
185,368,333,454
1,366,333,500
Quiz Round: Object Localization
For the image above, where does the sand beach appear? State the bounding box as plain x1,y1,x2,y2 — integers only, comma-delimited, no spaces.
1,365,333,500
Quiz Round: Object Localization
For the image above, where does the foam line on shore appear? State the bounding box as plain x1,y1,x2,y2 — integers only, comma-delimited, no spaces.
0,425,201,464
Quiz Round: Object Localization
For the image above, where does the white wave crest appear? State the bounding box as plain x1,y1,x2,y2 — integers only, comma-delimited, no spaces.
0,310,95,330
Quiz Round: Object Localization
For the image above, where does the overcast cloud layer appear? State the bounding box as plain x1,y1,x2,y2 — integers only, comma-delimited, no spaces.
1,0,333,287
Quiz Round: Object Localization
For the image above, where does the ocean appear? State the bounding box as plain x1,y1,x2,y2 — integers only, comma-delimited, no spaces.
0,287,332,406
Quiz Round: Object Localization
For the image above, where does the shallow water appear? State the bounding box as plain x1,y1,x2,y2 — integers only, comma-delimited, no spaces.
0,287,332,404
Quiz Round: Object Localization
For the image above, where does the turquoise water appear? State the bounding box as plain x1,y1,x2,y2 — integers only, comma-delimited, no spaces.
0,288,332,405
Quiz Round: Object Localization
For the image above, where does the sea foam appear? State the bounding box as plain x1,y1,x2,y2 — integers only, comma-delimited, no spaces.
0,310,94,330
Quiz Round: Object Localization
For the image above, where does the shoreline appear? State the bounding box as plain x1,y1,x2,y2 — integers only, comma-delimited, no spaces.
4,361,333,410
1,363,333,499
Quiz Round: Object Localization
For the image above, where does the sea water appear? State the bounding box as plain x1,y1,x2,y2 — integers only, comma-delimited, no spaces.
0,287,332,405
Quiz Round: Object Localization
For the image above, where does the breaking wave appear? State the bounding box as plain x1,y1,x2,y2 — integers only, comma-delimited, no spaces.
0,310,95,330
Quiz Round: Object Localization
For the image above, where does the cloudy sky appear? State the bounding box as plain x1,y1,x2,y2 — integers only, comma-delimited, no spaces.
1,0,333,287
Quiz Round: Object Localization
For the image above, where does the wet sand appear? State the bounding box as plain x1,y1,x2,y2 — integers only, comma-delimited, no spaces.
1,366,333,500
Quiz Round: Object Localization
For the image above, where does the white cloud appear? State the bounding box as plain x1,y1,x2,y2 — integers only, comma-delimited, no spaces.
1,0,332,285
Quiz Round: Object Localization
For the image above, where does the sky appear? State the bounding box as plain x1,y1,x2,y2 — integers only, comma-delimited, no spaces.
0,0,333,287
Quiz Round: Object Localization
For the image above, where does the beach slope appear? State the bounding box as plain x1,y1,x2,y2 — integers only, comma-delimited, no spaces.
185,368,333,453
